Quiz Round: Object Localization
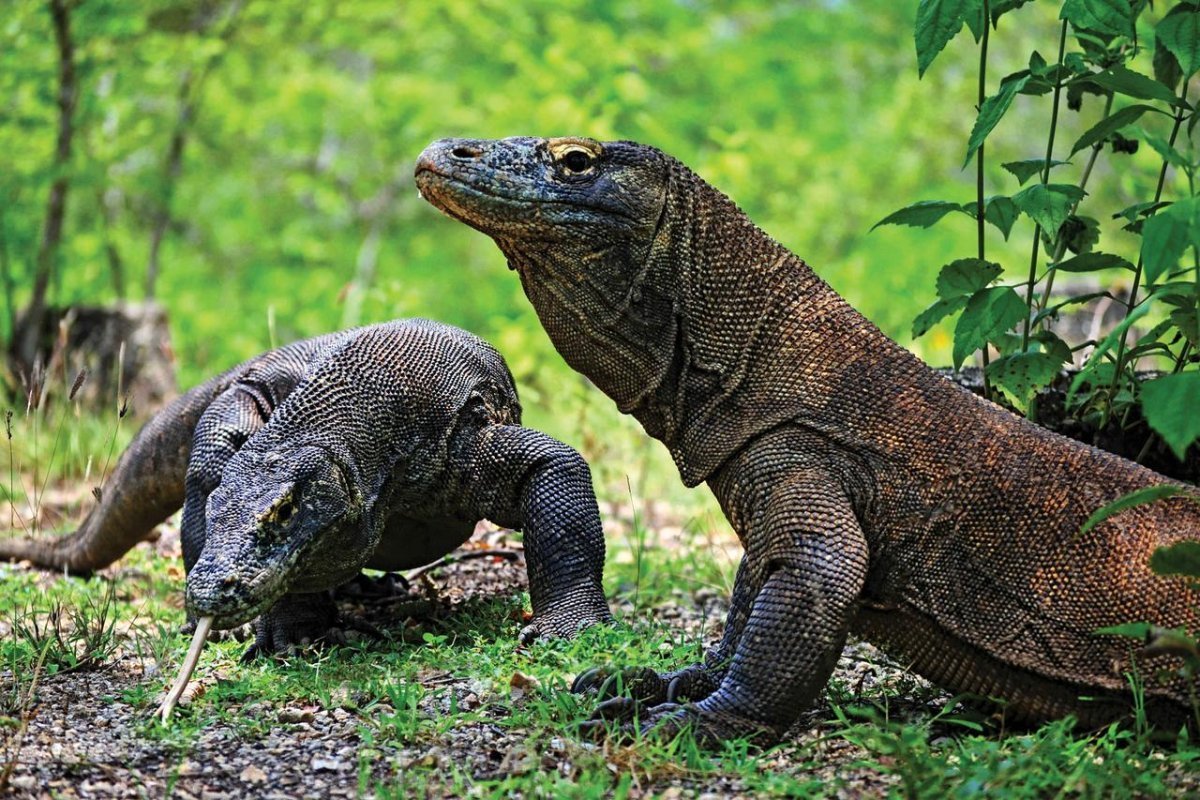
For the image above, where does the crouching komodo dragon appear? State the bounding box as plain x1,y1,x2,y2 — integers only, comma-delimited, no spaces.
415,137,1200,745
0,319,612,655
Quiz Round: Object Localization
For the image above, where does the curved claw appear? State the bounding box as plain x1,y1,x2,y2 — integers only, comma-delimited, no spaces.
591,695,641,724
666,675,684,704
571,666,607,695
570,665,666,703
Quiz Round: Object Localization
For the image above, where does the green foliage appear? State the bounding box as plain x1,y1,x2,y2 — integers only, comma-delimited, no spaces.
1078,483,1197,535
1150,539,1200,577
888,0,1199,462
1142,372,1200,458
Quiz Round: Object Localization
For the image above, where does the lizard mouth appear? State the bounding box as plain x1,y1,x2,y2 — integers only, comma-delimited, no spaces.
414,166,525,233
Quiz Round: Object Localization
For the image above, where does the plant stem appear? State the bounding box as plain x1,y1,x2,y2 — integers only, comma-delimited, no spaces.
977,0,992,401
1108,105,1188,405
1021,20,1069,354
1038,92,1115,312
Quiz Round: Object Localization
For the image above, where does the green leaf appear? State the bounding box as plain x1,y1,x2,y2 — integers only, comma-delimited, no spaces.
1078,66,1180,105
872,201,967,231
1142,372,1200,459
1011,183,1086,234
1032,329,1074,363
1069,103,1160,154
1151,540,1200,579
986,350,1064,407
936,258,1003,299
1141,131,1191,169
1080,484,1196,536
964,71,1031,168
1052,252,1134,272
985,196,1020,239
952,286,1027,369
915,0,971,77
1154,26,1184,89
1157,3,1200,80
1001,158,1069,186
1069,302,1153,404
912,295,969,338
1095,621,1153,639
1060,0,1135,38
1141,199,1196,285
1114,200,1170,224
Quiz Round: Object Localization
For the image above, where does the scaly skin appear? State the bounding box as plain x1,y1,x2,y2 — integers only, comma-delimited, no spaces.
415,137,1200,745
1,319,611,655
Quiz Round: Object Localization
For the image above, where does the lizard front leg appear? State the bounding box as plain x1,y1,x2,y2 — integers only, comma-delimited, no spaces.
461,424,613,641
584,479,869,746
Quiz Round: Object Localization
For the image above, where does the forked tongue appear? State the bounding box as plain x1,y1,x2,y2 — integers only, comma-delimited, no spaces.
158,615,213,723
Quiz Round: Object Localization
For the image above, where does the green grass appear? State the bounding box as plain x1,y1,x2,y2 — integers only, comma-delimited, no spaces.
2,407,1198,797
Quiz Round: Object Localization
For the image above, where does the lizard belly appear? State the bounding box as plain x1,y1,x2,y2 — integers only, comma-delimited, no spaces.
367,514,476,571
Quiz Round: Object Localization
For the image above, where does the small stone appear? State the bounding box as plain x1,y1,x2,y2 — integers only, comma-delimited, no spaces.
240,765,268,784
9,776,37,791
278,707,315,724
311,756,344,772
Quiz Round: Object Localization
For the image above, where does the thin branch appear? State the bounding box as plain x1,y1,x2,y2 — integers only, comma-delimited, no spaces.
13,0,77,371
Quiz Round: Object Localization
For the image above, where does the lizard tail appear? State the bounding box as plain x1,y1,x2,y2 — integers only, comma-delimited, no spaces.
0,371,233,574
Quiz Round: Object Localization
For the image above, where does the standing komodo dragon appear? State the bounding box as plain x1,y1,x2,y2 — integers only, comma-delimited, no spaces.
1,319,611,656
415,137,1200,744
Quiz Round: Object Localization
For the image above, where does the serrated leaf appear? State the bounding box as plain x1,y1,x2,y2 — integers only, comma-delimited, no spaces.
1061,0,1135,38
1141,199,1196,285
1142,372,1200,459
987,350,1064,407
1070,103,1159,154
1078,65,1181,105
1002,158,1070,186
1141,131,1191,169
1012,183,1087,234
1151,539,1200,578
964,72,1031,168
1157,3,1200,80
936,258,1003,300
915,0,971,77
872,201,968,231
1052,252,1134,272
1032,329,1074,363
1080,484,1196,536
912,295,969,338
995,356,1059,397
985,197,1019,240
1114,200,1169,224
952,286,1027,369
1154,28,1184,89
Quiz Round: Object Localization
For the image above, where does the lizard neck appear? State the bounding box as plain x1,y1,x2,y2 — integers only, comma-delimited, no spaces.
639,168,932,486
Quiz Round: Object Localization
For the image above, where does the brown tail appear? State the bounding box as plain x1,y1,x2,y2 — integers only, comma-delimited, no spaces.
0,371,234,573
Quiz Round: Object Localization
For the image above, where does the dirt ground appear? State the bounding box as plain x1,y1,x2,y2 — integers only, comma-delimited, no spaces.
1,533,935,799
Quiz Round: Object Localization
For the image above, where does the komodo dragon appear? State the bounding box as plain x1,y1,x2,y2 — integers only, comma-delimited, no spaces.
0,319,611,656
415,137,1200,745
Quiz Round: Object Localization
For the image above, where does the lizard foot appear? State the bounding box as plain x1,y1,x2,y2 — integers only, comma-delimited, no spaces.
571,662,720,705
517,601,613,645
241,593,382,661
578,698,778,748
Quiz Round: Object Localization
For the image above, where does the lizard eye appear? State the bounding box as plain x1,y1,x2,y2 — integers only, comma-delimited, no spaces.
561,149,593,173
275,500,295,524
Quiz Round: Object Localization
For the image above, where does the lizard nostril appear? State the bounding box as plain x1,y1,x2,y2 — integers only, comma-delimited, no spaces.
450,145,482,160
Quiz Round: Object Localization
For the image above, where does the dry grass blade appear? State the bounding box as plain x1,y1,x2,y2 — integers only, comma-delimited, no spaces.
158,615,212,723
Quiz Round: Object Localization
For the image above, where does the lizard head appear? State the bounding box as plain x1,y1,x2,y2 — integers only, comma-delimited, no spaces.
415,136,680,415
185,445,364,629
